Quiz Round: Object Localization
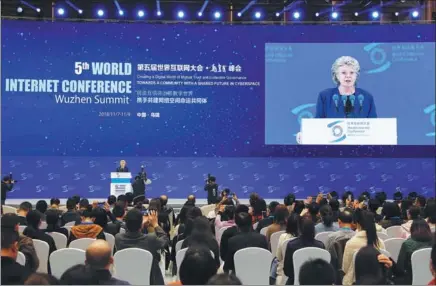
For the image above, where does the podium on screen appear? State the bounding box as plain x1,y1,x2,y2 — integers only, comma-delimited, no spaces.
299,118,397,145
110,172,133,196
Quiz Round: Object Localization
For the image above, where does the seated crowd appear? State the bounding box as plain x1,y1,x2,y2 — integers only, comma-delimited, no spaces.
1,190,436,285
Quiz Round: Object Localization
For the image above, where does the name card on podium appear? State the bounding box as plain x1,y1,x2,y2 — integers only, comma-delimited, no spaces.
300,118,397,145
110,172,132,196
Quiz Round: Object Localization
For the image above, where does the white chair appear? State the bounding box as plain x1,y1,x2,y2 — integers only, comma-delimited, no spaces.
47,232,68,250
2,205,17,214
64,221,75,227
50,248,86,278
175,239,184,254
63,226,72,236
40,221,48,229
384,238,405,262
315,231,333,247
217,226,231,245
16,251,26,266
119,227,126,234
386,226,403,238
104,232,116,255
200,204,215,216
260,226,269,237
281,238,295,258
234,247,273,285
411,248,432,285
270,231,285,258
253,222,259,230
69,238,96,250
18,225,26,234
293,247,331,285
33,239,50,273
377,232,390,241
113,248,153,285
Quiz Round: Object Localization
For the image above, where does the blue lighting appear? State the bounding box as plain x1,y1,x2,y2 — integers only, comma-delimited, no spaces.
371,11,379,19
97,9,104,17
157,11,162,16
57,8,65,15
293,11,300,19
198,11,203,17
412,10,419,18
331,11,339,19
78,9,83,14
178,11,185,19
137,10,145,17
275,12,280,17
254,11,261,19
237,12,242,17
17,6,23,13
118,10,124,16
214,11,221,19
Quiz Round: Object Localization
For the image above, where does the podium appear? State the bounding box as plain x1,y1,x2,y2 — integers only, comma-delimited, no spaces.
110,172,132,196
299,118,397,145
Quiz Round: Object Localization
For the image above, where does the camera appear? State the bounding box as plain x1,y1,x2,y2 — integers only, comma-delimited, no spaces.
206,174,216,184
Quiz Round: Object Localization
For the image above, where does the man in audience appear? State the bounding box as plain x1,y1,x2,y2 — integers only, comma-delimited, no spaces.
255,201,279,232
23,210,57,255
325,208,355,250
79,198,91,211
160,194,176,226
60,264,100,284
49,198,61,209
186,195,196,206
1,228,32,284
115,208,168,285
224,212,268,273
207,273,242,285
1,214,39,272
85,240,129,285
106,202,126,234
61,197,81,226
17,202,32,225
35,200,48,221
429,241,436,285
107,195,117,210
299,259,336,285
219,204,249,261
68,209,106,245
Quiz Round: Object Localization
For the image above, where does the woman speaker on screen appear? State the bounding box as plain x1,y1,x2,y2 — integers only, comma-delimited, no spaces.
315,56,378,118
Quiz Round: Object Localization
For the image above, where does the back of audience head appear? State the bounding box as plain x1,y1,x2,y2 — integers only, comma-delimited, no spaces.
125,208,143,232
408,205,421,220
66,198,77,211
1,227,19,260
401,199,414,219
235,204,249,214
85,240,113,270
249,192,259,207
206,273,242,285
375,191,387,205
26,210,42,229
71,195,81,205
299,259,335,285
45,209,60,227
190,216,213,240
112,202,125,218
338,208,354,227
416,195,427,208
329,198,340,212
252,198,266,216
293,201,305,215
50,198,60,207
19,201,32,213
354,210,379,247
36,200,48,214
79,198,90,210
393,191,403,203
93,207,108,228
381,201,402,219
180,246,217,285
286,213,300,237
183,206,203,236
368,198,381,213
410,218,432,242
319,204,334,227
187,194,196,205
235,212,252,232
274,204,289,225
160,194,168,206
148,198,162,212
24,273,59,285
80,209,96,223
125,192,134,205
284,193,296,207
300,218,316,241
117,194,127,203
342,191,354,205
425,200,436,223
221,205,236,221
1,213,21,231
107,195,116,206
59,264,99,285
354,246,383,285
307,203,320,222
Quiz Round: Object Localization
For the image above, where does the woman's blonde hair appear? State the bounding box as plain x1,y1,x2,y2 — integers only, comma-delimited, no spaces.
331,56,360,85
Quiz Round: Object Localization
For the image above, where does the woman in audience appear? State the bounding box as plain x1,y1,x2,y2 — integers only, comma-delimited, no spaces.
305,203,320,224
181,216,220,269
276,213,299,285
23,210,57,254
396,219,434,284
379,202,404,229
24,273,59,285
425,200,436,230
44,209,69,238
207,273,242,285
329,198,340,222
251,198,267,224
283,218,325,285
354,245,393,285
342,210,386,285
214,205,236,243
400,205,421,238
400,199,414,221
175,246,218,285
315,204,340,234
35,200,48,221
266,204,289,242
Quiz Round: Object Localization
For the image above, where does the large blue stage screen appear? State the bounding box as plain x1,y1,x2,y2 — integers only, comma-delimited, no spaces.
1,20,435,200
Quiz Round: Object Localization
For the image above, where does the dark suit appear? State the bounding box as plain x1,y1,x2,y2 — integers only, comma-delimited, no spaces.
92,269,130,285
1,182,14,205
283,237,325,285
219,226,238,261
61,210,81,226
115,227,168,285
182,235,220,268
116,167,129,173
1,256,32,285
223,231,268,273
255,216,274,232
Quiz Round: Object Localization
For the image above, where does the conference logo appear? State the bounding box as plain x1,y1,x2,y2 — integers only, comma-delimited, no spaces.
191,185,202,193
344,161,357,169
279,174,290,182
165,186,178,193
47,173,61,181
329,174,343,182
253,173,265,181
177,173,189,181
293,186,304,194
318,161,331,169
267,160,280,169
380,173,393,182
242,161,254,169
344,186,357,193
368,161,382,170
369,186,383,194
364,43,391,74
88,185,102,193
100,173,110,181
291,103,316,135
165,161,176,168
228,173,241,181
35,185,47,193
217,161,229,169
318,186,331,193
35,160,48,168
395,162,407,169
191,160,204,169
151,173,164,181
88,160,100,168
73,173,86,180
61,185,76,193
303,174,316,182
268,186,280,193
241,185,255,194
292,161,305,169
140,160,153,167
20,173,34,181
421,161,433,169
424,104,435,136
407,174,419,182
9,160,22,168
327,120,346,143
355,174,367,182
62,160,74,168
421,186,434,195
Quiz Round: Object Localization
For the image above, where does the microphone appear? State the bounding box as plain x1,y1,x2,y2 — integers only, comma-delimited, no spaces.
332,94,339,112
358,94,364,112
350,95,355,107
342,96,347,107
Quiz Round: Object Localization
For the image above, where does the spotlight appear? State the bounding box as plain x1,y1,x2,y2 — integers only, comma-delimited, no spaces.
214,11,221,19
17,6,23,13
198,11,203,17
137,10,145,17
371,11,379,19
57,8,65,15
254,11,261,19
275,12,280,17
118,10,124,16
36,8,41,13
315,12,320,17
157,11,162,16
331,11,339,19
237,12,242,17
177,11,185,19
293,11,300,19
394,12,399,16
78,9,83,14
97,9,104,17
411,10,419,18
354,12,359,17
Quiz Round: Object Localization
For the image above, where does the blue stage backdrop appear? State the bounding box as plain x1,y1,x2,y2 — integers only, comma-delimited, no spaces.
1,20,435,200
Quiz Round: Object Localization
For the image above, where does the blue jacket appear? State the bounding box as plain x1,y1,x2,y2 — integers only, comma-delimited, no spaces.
315,87,377,118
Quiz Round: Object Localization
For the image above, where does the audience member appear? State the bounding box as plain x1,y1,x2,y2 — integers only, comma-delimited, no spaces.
315,204,339,234
299,258,335,285
187,195,196,206
368,198,383,223
214,205,236,243
207,273,242,285
182,216,220,268
49,198,61,209
219,204,249,261
85,240,129,285
17,201,32,225
276,213,299,285
250,198,267,224
1,228,31,285
24,273,59,285
79,198,90,211
400,205,421,238
354,245,393,285
342,210,386,285
68,209,106,245
44,209,69,238
1,214,39,272
380,202,404,229
254,201,279,232
305,202,320,223
59,264,100,285
178,246,217,285
61,198,81,226
266,204,289,242
107,195,117,209
329,198,340,222
106,202,126,234
283,218,325,285
293,201,305,215
23,210,57,255
35,200,48,221
284,193,296,212
160,194,176,229
115,209,168,285
401,199,414,221
224,212,268,273
425,200,436,229
396,219,433,284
